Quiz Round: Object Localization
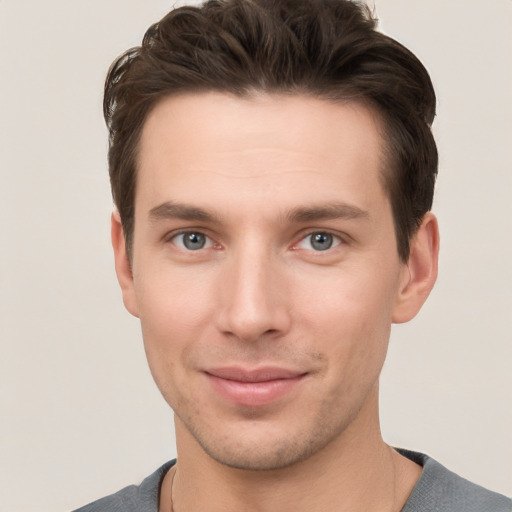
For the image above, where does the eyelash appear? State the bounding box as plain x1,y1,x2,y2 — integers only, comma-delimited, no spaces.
294,231,344,252
165,229,345,253
167,230,216,251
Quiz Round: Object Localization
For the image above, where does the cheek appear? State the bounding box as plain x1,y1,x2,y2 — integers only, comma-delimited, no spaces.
298,265,398,334
296,268,397,378
136,263,215,335
134,267,217,387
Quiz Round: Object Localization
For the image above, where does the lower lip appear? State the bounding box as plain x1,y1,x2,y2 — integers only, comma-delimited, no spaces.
206,374,305,407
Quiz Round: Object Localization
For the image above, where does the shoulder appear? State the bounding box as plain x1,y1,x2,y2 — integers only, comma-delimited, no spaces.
398,449,511,512
72,460,175,512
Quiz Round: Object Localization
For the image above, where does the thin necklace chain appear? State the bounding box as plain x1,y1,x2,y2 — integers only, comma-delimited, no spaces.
169,465,177,512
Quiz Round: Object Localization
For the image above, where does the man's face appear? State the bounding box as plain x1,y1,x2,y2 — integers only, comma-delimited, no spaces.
117,92,415,470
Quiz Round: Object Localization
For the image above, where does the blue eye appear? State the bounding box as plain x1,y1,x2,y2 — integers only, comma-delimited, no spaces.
173,232,211,251
299,232,341,251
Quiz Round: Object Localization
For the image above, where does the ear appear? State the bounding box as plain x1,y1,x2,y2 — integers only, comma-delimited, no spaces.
392,212,439,323
111,210,140,318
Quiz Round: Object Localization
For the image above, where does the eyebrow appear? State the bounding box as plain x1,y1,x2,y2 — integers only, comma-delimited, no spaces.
148,200,369,225
148,201,219,223
285,202,369,223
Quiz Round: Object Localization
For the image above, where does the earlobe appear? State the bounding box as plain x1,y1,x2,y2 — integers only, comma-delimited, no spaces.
111,211,140,318
392,212,439,324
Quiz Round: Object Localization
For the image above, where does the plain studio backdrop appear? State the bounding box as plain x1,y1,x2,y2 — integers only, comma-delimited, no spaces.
1,1,511,511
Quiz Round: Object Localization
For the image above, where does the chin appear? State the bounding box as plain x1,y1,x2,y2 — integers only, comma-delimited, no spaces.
199,438,317,471
182,411,354,472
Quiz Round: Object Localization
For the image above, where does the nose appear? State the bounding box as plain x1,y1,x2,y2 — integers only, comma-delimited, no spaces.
215,245,291,343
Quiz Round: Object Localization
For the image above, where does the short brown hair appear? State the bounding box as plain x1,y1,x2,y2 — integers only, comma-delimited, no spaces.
104,0,437,261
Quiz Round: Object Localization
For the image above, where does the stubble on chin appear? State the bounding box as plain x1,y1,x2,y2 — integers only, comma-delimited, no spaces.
174,391,365,472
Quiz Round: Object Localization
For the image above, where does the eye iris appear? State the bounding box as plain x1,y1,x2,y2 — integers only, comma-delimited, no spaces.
311,232,333,251
183,233,206,250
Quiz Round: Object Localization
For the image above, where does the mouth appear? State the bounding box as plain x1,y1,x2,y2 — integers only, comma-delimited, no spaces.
204,366,308,407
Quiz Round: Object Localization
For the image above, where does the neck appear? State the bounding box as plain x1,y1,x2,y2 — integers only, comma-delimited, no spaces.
161,391,421,512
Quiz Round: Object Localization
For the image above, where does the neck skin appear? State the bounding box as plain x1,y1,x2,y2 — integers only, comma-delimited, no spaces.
159,383,422,512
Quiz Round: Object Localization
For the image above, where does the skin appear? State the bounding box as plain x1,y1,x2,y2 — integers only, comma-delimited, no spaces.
112,92,439,512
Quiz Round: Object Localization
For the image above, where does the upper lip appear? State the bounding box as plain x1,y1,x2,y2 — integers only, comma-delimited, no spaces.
205,366,307,383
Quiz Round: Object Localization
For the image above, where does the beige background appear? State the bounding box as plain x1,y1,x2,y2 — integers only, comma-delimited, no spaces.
1,1,511,510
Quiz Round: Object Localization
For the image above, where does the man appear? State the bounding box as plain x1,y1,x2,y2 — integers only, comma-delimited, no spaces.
76,0,511,511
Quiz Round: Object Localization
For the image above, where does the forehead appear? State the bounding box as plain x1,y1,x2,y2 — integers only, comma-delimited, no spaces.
136,92,388,217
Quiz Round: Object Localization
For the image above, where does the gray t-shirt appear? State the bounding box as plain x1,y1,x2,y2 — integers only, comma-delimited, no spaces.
73,449,511,511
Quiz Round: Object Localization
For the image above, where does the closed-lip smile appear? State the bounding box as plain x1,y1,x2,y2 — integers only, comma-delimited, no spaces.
204,366,308,407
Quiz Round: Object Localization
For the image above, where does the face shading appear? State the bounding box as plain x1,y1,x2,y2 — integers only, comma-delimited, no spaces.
116,92,413,470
